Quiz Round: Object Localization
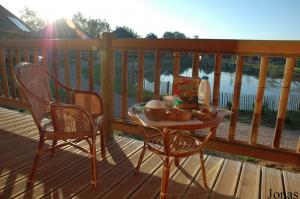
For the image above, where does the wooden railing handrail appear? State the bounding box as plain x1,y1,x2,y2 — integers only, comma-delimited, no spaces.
112,38,300,56
0,39,102,49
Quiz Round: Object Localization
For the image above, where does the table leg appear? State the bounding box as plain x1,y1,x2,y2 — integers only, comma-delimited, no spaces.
160,156,170,199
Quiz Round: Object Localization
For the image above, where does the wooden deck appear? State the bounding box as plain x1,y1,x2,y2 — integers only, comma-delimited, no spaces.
0,107,299,199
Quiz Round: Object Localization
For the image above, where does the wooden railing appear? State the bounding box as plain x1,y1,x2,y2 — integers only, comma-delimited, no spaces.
0,34,299,166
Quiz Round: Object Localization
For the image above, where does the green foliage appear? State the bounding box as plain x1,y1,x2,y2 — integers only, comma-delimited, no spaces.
20,6,46,31
115,26,139,38
72,12,111,38
145,32,157,39
162,31,186,39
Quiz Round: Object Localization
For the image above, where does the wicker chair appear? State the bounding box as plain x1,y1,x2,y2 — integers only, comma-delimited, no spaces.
14,62,106,187
128,107,210,199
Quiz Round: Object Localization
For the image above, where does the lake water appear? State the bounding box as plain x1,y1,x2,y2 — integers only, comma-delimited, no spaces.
160,68,300,96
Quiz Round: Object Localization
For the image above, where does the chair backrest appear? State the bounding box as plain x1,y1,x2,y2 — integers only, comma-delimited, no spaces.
15,63,53,129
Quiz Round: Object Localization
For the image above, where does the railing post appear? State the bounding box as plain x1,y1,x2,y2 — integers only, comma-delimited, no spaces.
101,32,114,140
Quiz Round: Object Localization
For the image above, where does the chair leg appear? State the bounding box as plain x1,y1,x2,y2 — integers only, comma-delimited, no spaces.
199,152,208,189
160,157,170,199
90,137,97,187
100,130,106,160
50,140,57,157
136,144,146,172
28,136,44,185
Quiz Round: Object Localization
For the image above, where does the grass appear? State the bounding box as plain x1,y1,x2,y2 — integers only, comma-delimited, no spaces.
238,110,300,130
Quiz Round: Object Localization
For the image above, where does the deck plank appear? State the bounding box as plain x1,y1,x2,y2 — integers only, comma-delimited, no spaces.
261,166,283,199
13,137,134,199
235,163,260,199
283,170,300,196
103,153,162,199
210,159,242,198
184,156,224,198
0,107,299,199
70,141,145,198
130,157,188,199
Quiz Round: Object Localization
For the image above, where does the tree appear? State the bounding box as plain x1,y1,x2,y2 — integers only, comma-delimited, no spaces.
72,12,111,38
162,31,186,39
114,26,139,38
20,7,46,31
145,32,157,39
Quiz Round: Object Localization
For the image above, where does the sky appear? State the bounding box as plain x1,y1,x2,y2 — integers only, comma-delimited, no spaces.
2,0,300,40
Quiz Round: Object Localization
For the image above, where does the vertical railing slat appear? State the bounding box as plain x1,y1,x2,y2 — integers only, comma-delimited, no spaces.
8,49,16,98
88,50,94,91
0,49,9,97
137,50,144,102
272,57,296,148
121,50,128,120
76,50,81,89
33,48,39,64
173,52,180,79
228,55,244,141
24,48,29,62
154,51,161,99
192,52,200,78
249,56,268,144
212,54,222,107
52,49,60,102
63,49,71,102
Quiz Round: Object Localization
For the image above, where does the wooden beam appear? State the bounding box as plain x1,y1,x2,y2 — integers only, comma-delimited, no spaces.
228,56,244,141
101,32,114,140
273,57,296,148
0,39,102,50
249,56,269,144
112,39,300,56
0,96,28,109
111,119,300,167
137,50,144,102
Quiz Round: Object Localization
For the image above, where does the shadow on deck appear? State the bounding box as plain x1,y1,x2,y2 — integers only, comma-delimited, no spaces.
0,107,299,199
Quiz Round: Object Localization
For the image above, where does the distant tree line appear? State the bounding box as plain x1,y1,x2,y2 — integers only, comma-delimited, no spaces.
19,7,189,39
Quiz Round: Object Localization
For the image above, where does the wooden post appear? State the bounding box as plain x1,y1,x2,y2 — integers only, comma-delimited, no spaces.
173,52,180,78
137,50,144,102
228,56,244,141
101,32,114,140
272,57,295,148
0,49,9,97
212,54,222,107
249,56,268,144
121,50,128,120
154,51,161,99
192,52,200,78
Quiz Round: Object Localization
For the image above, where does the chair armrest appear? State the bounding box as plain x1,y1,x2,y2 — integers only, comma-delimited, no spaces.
50,102,95,136
71,90,104,117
